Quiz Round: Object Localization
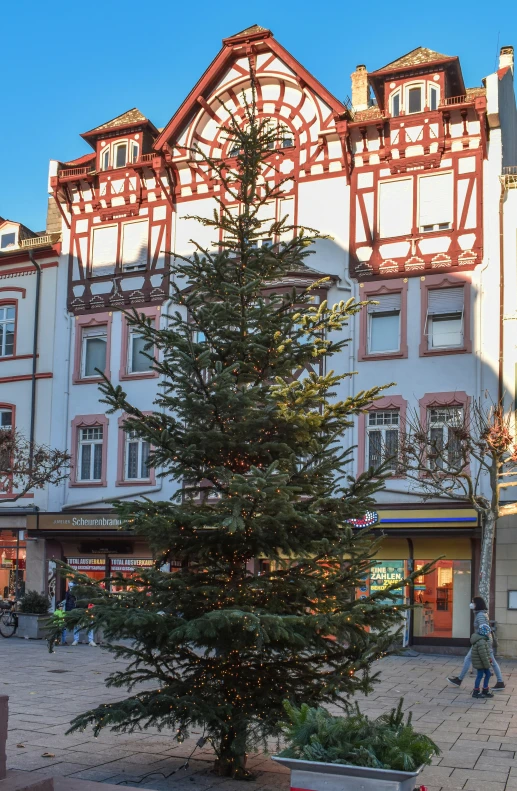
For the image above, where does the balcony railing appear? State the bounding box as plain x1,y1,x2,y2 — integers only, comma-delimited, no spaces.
20,233,60,249
439,95,470,107
141,152,157,163
58,165,96,179
503,166,517,176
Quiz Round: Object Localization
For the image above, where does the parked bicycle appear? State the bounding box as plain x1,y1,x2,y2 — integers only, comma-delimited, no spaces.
0,600,18,638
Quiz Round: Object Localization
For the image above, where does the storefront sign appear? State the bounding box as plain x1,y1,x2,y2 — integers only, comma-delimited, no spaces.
67,558,106,572
27,513,125,532
346,511,378,528
111,558,154,571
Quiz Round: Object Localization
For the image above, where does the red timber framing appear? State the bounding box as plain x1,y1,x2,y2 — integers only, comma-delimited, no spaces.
348,48,487,281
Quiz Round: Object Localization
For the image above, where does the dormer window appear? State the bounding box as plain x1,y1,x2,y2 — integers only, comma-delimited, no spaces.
429,85,439,111
0,233,16,250
101,147,110,171
391,91,401,117
407,85,423,114
130,142,139,163
114,142,128,168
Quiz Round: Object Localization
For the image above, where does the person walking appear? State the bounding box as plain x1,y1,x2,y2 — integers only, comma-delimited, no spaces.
447,596,505,690
471,623,494,698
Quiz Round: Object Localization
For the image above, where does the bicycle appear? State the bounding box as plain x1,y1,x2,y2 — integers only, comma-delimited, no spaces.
0,600,18,638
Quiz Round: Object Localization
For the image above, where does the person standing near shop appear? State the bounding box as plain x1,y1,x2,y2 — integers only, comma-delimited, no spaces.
447,596,505,690
62,582,97,646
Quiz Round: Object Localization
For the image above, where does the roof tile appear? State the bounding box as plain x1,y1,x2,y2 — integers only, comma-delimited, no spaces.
376,47,452,72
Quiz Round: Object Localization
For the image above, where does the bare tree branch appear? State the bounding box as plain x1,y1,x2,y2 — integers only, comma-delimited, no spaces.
0,430,70,503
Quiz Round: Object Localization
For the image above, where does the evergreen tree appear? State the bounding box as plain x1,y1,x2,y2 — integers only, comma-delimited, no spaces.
64,90,424,778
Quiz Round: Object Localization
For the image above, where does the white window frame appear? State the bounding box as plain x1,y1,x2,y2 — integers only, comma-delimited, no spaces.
425,287,464,350
418,171,453,233
390,89,401,117
428,84,440,111
367,294,401,354
113,141,128,169
81,326,108,379
101,146,110,171
367,410,400,473
428,406,464,470
405,82,425,115
0,305,15,358
0,409,12,432
378,177,413,239
0,232,16,250
78,426,104,482
130,142,139,164
127,322,154,374
124,430,150,481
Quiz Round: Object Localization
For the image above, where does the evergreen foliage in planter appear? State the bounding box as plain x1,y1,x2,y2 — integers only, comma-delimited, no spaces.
18,590,49,614
278,699,440,772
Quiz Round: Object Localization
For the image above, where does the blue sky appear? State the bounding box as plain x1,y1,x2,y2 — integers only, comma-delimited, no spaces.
1,0,516,230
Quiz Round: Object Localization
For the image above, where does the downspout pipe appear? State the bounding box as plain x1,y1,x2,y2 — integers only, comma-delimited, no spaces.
28,251,42,471
498,181,506,403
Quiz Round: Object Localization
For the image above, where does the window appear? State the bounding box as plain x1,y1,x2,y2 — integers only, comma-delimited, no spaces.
114,142,128,168
82,326,107,378
0,409,12,473
130,142,139,163
229,145,241,157
429,85,439,111
121,220,148,271
391,91,401,117
0,306,15,357
78,426,104,482
419,172,453,232
91,225,117,276
428,406,464,469
124,431,150,480
367,410,399,472
282,135,294,148
379,178,413,238
426,287,464,349
407,85,423,114
101,147,110,171
367,294,401,354
128,323,154,374
0,233,15,250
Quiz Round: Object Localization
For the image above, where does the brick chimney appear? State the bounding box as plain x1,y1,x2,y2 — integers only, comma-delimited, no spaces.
499,45,514,70
351,64,370,111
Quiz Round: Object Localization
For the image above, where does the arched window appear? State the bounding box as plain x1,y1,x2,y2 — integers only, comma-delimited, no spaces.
428,84,439,111
405,83,425,114
390,90,401,117
101,146,110,171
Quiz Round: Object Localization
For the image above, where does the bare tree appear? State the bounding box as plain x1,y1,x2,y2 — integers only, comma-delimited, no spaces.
0,429,70,503
397,400,517,606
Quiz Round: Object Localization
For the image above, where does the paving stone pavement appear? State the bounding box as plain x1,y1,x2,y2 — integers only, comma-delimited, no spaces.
3,639,517,790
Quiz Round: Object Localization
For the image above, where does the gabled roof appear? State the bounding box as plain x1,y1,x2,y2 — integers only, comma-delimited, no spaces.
81,108,159,148
372,47,454,74
154,25,347,151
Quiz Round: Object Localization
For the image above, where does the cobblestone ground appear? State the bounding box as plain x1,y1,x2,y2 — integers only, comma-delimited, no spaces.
2,639,517,790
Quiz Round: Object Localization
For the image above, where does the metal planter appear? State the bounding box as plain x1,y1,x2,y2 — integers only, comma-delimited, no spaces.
272,755,424,791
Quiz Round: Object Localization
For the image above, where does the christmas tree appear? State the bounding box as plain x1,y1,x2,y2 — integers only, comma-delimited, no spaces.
64,89,422,778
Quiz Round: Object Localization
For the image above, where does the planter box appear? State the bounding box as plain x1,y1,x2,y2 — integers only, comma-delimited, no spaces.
15,613,49,640
272,756,424,791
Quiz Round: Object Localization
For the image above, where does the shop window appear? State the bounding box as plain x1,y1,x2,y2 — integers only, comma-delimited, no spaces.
82,326,108,378
124,431,150,481
0,408,13,474
428,406,464,470
425,287,464,349
378,178,413,238
418,172,453,232
0,305,15,357
0,529,26,601
78,426,104,482
367,293,401,354
413,559,471,639
367,410,400,472
0,233,15,250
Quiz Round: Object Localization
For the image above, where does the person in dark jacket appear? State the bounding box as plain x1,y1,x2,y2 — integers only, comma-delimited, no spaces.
471,623,494,698
447,596,505,690
62,583,97,646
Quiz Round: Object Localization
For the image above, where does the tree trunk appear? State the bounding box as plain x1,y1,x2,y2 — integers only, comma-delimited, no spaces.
478,510,496,607
213,728,250,779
